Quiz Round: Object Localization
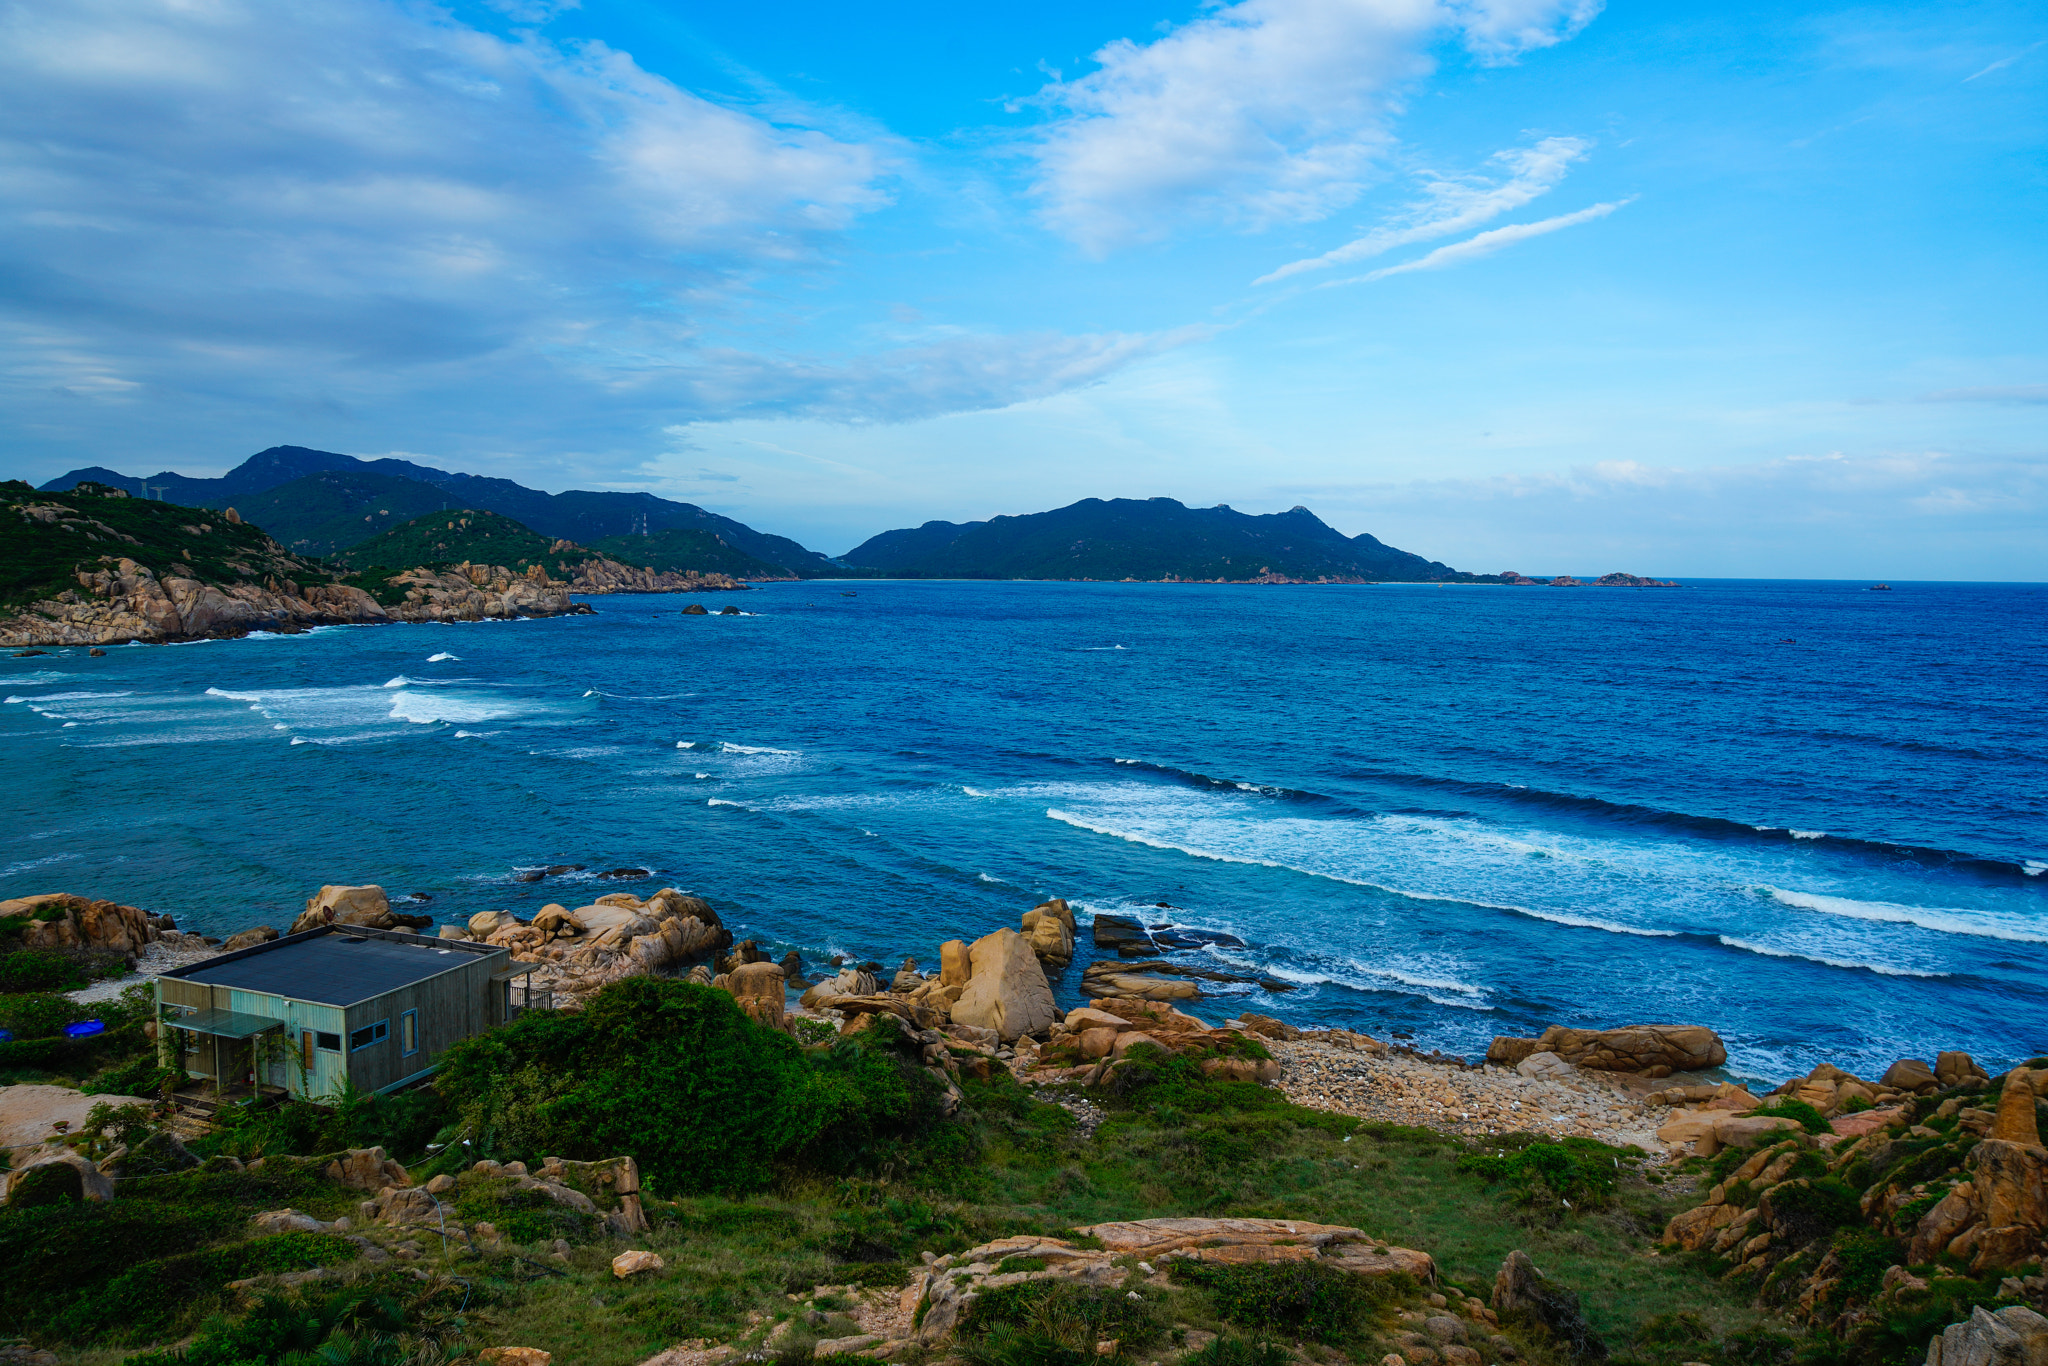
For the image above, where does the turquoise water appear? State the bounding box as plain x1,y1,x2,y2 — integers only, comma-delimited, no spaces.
4,578,2043,1081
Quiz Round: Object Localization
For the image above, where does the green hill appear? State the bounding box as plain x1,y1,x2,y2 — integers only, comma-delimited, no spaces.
586,528,792,579
224,468,456,556
1,479,327,610
843,497,1476,582
335,510,569,574
337,512,789,581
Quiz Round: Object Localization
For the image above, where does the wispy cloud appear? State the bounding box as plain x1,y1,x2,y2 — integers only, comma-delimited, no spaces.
1919,384,2048,404
1964,40,2043,81
1325,197,1632,285
1256,134,1591,284
1023,0,1603,255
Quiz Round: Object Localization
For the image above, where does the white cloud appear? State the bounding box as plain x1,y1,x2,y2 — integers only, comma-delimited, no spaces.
1026,0,1601,254
1256,134,1590,283
0,0,1200,471
1328,197,1631,284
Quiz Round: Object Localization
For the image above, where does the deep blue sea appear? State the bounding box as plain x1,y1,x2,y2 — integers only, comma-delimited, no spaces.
4,579,2044,1083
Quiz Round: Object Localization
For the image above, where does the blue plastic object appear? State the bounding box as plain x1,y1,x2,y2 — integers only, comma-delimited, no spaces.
63,1019,106,1037
0,1029,12,1042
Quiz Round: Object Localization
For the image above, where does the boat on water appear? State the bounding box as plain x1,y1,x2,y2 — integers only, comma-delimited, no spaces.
1869,583,1892,591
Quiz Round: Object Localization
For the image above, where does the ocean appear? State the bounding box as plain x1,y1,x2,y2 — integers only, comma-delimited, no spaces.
4,578,2043,1083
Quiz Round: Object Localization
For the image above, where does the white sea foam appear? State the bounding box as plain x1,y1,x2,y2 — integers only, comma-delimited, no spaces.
1717,936,1946,978
694,772,711,779
719,742,798,755
385,690,521,725
1791,830,1825,840
382,676,408,688
1045,807,1672,939
977,873,1005,884
5,691,133,703
1762,886,2048,944
708,798,746,808
2026,861,2046,877
428,653,460,662
2,851,80,876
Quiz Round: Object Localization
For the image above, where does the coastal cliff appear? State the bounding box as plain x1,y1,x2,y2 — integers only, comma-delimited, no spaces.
0,483,758,647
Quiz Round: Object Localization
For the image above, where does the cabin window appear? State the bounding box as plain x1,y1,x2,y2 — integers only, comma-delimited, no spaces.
315,1031,342,1051
349,1020,388,1051
400,1010,418,1057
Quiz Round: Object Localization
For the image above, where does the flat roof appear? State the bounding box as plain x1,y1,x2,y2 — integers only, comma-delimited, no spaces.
166,927,503,1007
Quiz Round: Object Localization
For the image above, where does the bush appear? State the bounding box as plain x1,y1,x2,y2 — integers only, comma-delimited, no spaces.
0,948,85,993
119,1283,439,1366
962,1280,1165,1361
1764,1179,1864,1249
1169,1258,1378,1342
435,977,957,1193
1181,1338,1291,1366
0,991,87,1038
49,1232,360,1343
1750,1099,1833,1135
1458,1136,1624,1207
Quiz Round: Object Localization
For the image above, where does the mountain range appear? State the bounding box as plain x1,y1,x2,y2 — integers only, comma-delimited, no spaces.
41,447,836,572
842,497,1475,583
42,449,1478,583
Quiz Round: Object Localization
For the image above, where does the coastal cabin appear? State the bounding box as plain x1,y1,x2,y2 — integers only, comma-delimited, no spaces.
155,925,533,1101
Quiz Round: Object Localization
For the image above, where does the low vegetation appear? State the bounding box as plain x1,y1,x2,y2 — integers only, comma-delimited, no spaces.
5,978,2024,1366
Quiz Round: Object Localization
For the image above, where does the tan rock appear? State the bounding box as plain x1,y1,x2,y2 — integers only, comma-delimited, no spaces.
324,1147,412,1192
612,1249,665,1278
1970,1139,2048,1231
221,926,279,952
1937,1051,1990,1089
1021,908,1075,966
294,885,392,935
1110,1031,1168,1058
1079,1027,1121,1060
730,960,789,1031
1238,1013,1300,1041
1880,1058,1940,1093
939,939,971,987
951,928,1057,1041
1061,1007,1134,1033
469,910,516,936
1994,1068,2043,1146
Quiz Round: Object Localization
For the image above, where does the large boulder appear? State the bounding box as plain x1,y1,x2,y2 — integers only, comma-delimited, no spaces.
1923,1304,2048,1365
1487,1024,1725,1077
324,1146,412,1192
1938,1051,1991,1089
1021,903,1075,967
729,961,789,1032
951,928,1057,1041
1882,1058,1941,1094
291,885,393,935
1492,1250,1606,1360
221,926,279,953
938,939,971,986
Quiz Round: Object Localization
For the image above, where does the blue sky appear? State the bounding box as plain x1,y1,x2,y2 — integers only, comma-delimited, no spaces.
2,0,2042,576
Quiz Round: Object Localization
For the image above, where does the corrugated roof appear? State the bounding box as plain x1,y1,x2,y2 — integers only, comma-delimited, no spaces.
174,932,491,1006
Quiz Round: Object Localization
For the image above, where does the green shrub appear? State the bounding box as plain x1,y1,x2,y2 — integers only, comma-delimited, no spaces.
834,1262,913,1288
453,1171,587,1244
962,1280,1164,1358
0,991,87,1038
119,1284,426,1366
1764,1179,1863,1248
1180,1338,1291,1366
1750,1099,1832,1135
1636,1309,1712,1351
1457,1136,1624,1207
0,948,85,993
1169,1258,1380,1341
48,1232,360,1343
435,977,957,1193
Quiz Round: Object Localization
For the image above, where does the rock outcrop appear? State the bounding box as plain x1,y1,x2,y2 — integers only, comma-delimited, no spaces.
1492,1250,1606,1360
290,885,399,935
1020,898,1076,967
0,553,592,647
445,887,730,1008
1924,1305,2048,1365
950,928,1057,1041
1485,1024,1726,1077
907,1219,1434,1344
0,892,174,957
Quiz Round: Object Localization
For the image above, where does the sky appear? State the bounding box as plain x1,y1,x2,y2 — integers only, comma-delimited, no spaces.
1,0,2043,577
